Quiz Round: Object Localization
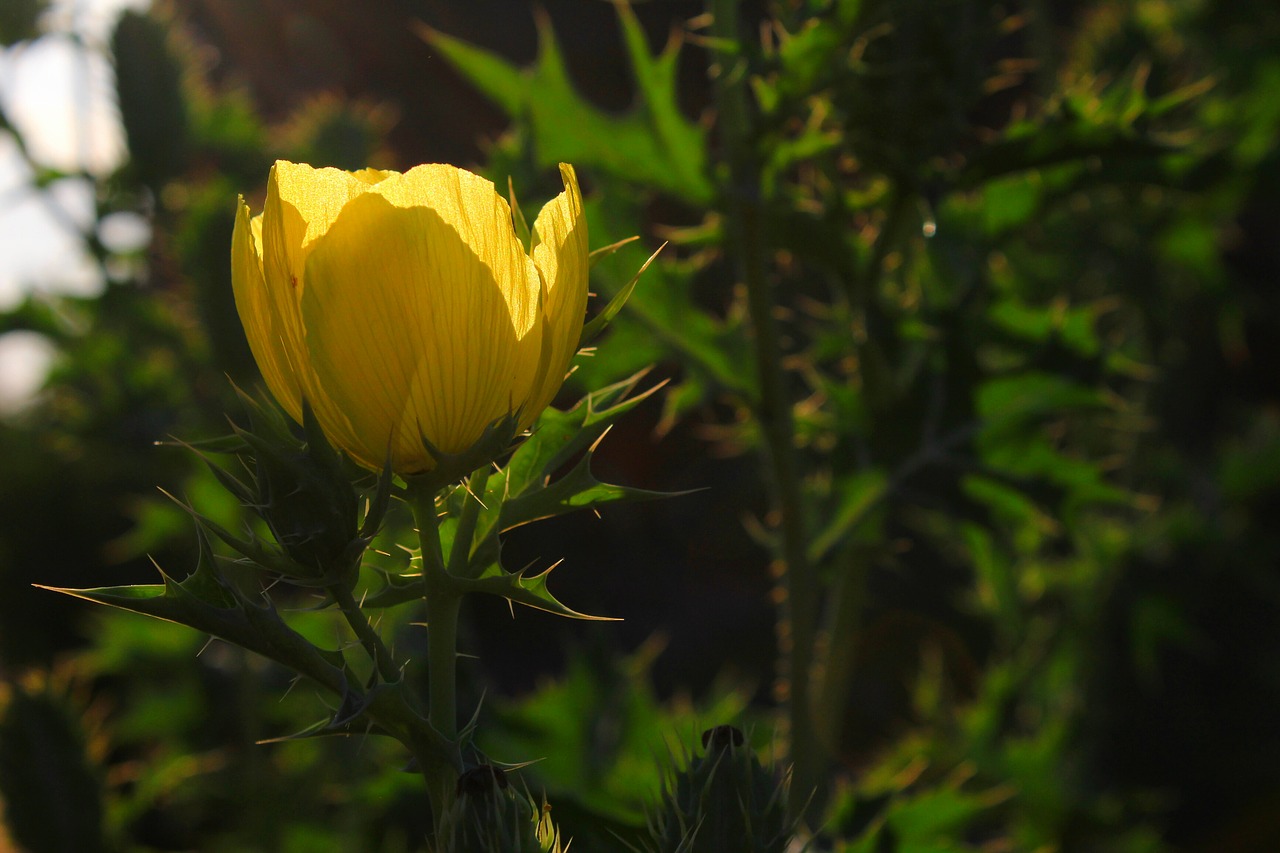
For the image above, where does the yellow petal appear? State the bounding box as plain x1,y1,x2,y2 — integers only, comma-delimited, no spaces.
257,161,381,458
230,197,303,420
524,163,589,426
299,179,542,473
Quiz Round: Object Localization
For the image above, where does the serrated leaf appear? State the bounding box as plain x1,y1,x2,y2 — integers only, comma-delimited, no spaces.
421,5,711,203
503,370,661,501
456,562,617,621
500,451,688,532
39,570,349,696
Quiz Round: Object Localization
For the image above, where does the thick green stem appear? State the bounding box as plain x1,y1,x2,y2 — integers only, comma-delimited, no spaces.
330,581,401,685
710,0,823,819
408,483,464,822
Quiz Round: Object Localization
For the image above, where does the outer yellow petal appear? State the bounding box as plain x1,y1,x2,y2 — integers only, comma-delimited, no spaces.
230,197,303,419
258,161,385,459
524,163,589,426
299,183,541,473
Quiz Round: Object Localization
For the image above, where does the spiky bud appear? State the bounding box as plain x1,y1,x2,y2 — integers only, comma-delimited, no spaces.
649,725,795,853
435,765,563,853
196,391,390,589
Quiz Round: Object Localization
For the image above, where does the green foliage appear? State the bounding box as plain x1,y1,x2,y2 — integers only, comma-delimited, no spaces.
479,643,751,845
422,5,711,204
1,0,1277,849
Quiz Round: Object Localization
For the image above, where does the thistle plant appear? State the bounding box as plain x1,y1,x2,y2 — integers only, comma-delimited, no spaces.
645,726,795,853
43,161,666,844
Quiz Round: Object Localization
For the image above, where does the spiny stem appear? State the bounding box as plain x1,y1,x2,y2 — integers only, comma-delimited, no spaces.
710,0,823,819
408,481,464,824
331,580,401,685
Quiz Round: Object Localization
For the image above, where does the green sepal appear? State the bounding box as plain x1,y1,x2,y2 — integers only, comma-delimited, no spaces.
411,412,521,492
580,241,665,345
159,490,347,589
454,562,619,621
359,455,395,541
508,175,533,251
588,235,639,267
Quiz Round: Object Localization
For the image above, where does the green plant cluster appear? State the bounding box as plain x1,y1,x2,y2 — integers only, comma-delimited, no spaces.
0,0,1277,850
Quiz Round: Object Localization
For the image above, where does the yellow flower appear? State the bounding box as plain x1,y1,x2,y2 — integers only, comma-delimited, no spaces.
231,160,588,475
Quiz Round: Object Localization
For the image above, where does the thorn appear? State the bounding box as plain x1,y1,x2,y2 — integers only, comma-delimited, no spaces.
462,475,488,510
588,423,613,454
280,674,303,703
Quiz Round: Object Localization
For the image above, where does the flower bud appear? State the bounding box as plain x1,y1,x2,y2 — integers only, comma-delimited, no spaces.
231,160,588,477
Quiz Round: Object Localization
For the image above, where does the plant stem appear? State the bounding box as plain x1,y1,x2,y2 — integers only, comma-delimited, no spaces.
710,0,823,819
408,482,464,821
330,581,401,685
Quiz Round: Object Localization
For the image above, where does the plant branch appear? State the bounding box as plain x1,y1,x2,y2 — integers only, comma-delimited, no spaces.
330,581,401,685
711,0,823,819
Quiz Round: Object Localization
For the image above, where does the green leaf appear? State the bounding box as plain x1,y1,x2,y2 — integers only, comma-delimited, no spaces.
499,451,685,532
479,644,750,825
39,559,350,697
422,6,712,203
588,235,639,267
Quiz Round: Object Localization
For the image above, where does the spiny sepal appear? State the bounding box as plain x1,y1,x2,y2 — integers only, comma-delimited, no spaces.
410,412,522,494
222,392,369,588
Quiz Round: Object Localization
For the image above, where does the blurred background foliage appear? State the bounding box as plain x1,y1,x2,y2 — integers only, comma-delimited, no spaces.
0,0,1277,850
